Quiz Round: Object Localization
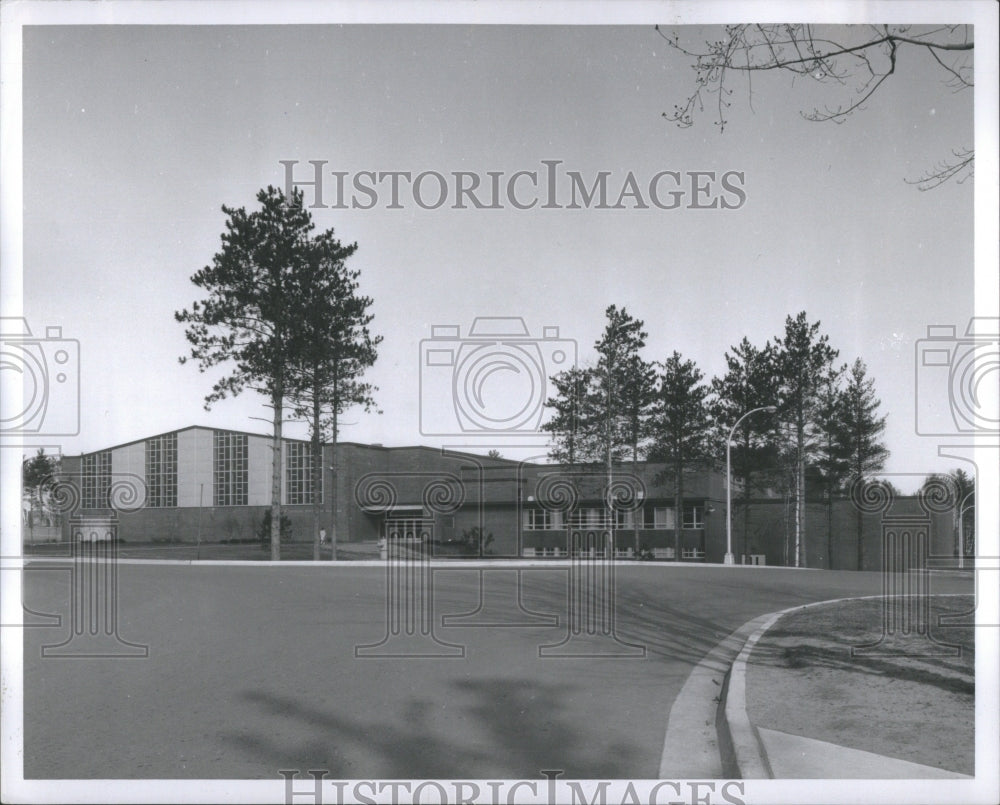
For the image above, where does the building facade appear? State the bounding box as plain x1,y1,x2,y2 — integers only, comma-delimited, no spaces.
53,425,957,568
56,425,729,561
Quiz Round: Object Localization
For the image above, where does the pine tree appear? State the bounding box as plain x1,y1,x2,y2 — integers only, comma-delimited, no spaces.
286,230,381,561
710,337,780,560
543,365,600,468
838,359,889,569
177,186,327,560
772,312,839,567
814,365,848,568
592,306,651,552
22,449,59,545
649,352,713,561
542,306,653,552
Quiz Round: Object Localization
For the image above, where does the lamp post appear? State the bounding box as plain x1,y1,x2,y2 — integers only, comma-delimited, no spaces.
725,405,777,566
958,491,974,570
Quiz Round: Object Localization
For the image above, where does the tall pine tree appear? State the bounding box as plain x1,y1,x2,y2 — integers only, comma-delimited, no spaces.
287,229,381,561
814,364,848,568
772,312,839,567
650,352,713,561
710,337,780,560
837,358,889,569
592,306,651,552
543,365,600,468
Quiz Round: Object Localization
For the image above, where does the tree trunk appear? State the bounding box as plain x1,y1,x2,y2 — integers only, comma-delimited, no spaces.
329,375,340,561
783,489,791,567
311,386,322,562
606,437,614,558
632,444,640,555
674,460,683,562
270,385,283,562
794,420,805,568
826,486,833,570
856,506,864,570
329,434,339,561
605,372,614,559
795,457,804,567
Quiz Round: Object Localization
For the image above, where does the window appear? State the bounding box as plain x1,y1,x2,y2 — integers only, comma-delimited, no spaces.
683,505,704,529
214,431,248,506
615,508,642,528
652,506,704,529
285,442,321,505
682,547,706,559
524,509,555,530
569,507,605,528
386,518,432,541
82,451,111,509
146,433,177,508
653,507,675,529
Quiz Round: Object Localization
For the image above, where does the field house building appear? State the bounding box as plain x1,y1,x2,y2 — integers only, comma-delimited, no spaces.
55,425,729,561
52,425,959,568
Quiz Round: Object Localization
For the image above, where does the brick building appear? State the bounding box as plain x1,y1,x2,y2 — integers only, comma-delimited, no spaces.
56,425,728,561
54,425,958,567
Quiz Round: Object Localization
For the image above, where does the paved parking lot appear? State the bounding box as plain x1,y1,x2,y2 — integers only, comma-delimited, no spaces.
21,561,972,779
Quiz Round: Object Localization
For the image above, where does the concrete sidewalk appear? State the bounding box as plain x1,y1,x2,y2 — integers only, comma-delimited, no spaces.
721,594,975,779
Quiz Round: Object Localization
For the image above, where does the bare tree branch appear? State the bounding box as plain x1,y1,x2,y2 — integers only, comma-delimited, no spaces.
658,23,974,189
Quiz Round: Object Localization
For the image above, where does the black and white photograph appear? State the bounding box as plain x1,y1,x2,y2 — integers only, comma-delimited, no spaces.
1,1,997,803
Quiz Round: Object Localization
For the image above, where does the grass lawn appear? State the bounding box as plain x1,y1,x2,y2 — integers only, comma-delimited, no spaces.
22,539,382,561
747,594,975,775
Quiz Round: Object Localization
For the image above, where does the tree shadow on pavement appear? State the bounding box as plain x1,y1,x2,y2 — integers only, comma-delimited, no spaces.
219,677,641,779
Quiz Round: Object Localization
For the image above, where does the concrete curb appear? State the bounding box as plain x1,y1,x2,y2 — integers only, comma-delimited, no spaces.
721,611,783,778
18,555,818,569
658,613,775,778
718,593,973,778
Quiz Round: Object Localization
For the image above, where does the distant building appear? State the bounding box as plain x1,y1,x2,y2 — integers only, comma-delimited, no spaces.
54,425,958,569
56,425,728,561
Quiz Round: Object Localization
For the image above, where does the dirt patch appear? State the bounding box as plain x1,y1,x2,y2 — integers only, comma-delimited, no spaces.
746,595,975,775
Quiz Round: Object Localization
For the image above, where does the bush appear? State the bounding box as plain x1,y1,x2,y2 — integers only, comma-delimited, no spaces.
257,510,293,545
461,526,494,555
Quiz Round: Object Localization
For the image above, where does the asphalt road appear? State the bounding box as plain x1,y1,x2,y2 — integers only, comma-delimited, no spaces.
20,562,972,779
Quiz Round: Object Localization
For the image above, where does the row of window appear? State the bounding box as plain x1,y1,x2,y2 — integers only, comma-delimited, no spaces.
81,451,112,510
80,432,321,509
523,505,705,531
147,433,177,508
385,518,434,540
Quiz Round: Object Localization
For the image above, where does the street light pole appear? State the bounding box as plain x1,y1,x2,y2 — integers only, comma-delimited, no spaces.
725,405,777,566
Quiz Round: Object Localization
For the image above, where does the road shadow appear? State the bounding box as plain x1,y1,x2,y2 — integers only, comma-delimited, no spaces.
220,677,641,778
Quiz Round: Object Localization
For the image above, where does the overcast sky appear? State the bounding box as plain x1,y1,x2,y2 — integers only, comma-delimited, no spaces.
10,8,990,488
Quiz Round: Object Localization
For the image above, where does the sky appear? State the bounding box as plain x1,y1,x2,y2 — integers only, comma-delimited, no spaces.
6,6,994,492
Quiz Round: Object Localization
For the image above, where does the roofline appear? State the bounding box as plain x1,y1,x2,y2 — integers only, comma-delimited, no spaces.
71,424,317,457
71,426,544,466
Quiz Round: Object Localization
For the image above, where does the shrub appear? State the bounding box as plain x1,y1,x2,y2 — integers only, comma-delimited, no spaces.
257,510,293,545
461,526,494,555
